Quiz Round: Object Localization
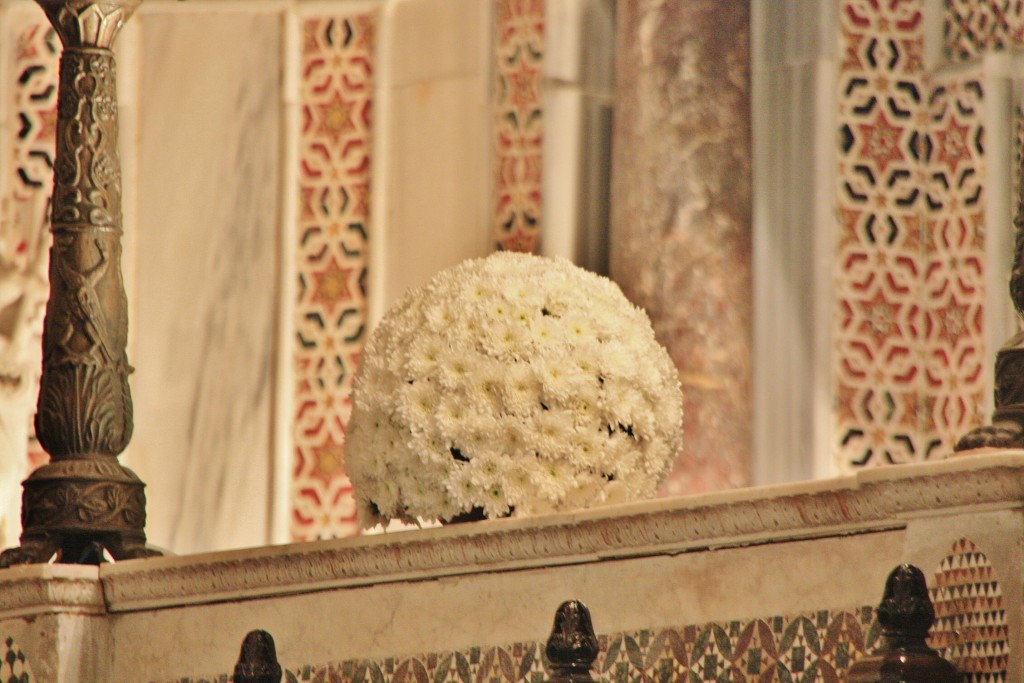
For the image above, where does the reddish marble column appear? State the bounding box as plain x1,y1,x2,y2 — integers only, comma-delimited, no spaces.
611,0,751,493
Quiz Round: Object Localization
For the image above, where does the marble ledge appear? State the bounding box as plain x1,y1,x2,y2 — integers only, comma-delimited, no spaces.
3,450,1024,618
0,563,103,618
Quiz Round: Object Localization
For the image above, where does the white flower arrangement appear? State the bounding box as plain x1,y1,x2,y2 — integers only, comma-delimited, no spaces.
346,251,683,526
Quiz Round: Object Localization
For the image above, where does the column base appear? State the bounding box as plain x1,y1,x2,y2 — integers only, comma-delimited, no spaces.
0,459,162,566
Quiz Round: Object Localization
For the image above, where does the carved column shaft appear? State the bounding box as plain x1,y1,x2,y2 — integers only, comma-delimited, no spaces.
39,46,132,458
1,0,155,565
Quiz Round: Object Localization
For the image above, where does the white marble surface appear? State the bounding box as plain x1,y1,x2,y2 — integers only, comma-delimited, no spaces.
368,0,492,323
751,0,838,484
541,0,614,274
122,10,282,555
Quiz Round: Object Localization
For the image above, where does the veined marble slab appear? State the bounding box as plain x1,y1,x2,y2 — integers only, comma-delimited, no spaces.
122,10,282,555
368,0,492,323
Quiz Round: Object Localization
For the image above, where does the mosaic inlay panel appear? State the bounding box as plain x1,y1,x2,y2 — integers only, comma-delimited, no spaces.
923,79,986,455
0,635,32,682
835,0,986,471
493,0,544,253
929,538,1009,682
165,606,881,683
292,13,376,541
945,0,1024,62
4,15,57,479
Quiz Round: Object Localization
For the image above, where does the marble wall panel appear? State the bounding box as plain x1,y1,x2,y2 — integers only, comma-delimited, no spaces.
369,0,492,319
611,0,752,494
125,11,282,554
540,0,613,275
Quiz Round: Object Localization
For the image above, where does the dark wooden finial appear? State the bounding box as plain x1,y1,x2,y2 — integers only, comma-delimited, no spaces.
847,564,958,682
234,630,283,683
545,600,599,683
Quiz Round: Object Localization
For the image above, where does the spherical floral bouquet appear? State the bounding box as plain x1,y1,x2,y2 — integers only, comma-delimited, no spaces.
346,251,683,526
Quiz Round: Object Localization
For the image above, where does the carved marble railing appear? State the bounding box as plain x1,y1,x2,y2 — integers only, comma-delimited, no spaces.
0,452,1016,681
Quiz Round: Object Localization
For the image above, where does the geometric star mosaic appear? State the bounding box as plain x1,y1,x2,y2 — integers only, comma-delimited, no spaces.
291,12,376,541
493,0,544,253
929,538,1009,683
835,0,986,471
945,0,1024,62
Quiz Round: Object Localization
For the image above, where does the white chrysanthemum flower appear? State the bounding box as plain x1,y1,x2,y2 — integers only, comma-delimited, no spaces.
347,251,683,527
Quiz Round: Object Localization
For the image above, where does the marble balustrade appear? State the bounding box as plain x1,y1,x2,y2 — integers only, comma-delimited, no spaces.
0,452,1015,681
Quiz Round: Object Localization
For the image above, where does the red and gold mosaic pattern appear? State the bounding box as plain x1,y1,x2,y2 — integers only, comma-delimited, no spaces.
292,13,376,541
493,0,544,253
168,606,881,683
945,0,1024,61
835,0,986,471
923,79,987,454
929,538,1009,682
4,15,57,474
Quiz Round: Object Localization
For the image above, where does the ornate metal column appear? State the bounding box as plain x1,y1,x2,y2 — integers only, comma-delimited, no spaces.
0,0,157,565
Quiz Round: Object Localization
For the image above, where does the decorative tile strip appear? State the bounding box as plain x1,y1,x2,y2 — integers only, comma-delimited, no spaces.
835,0,986,470
836,0,931,470
292,12,376,542
944,0,1024,62
161,607,879,683
923,79,986,456
1,635,33,682
493,0,544,252
930,538,1009,682
5,15,57,268
99,453,1024,612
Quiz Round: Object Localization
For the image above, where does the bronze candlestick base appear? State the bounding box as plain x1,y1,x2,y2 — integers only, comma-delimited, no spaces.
956,342,1024,450
0,0,158,566
957,209,1024,452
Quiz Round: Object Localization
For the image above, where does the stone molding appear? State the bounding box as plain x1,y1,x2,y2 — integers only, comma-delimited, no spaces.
0,453,1019,618
0,564,103,617
93,452,1024,613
